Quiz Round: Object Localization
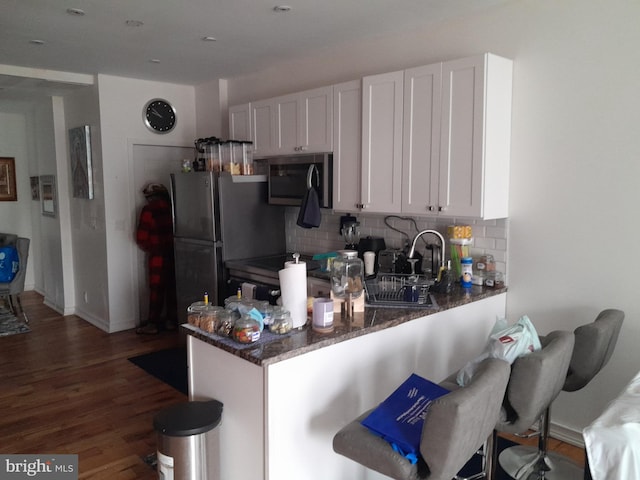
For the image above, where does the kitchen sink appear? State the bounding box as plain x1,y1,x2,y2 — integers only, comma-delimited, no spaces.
364,273,438,309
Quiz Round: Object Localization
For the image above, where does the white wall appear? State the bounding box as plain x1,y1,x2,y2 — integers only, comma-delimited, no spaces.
0,99,60,297
96,74,196,332
225,0,640,439
0,107,34,289
195,78,228,139
62,84,108,324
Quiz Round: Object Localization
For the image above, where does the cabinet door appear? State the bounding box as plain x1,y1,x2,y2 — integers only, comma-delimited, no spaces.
299,86,333,153
251,99,276,158
439,53,512,219
361,70,404,214
402,63,442,215
274,93,300,154
439,55,485,217
229,103,252,141
332,80,361,212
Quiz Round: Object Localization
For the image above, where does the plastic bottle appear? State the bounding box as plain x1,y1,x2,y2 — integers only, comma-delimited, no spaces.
461,257,473,288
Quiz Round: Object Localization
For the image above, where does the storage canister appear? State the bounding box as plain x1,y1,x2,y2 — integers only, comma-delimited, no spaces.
240,141,254,175
204,139,222,173
330,250,364,299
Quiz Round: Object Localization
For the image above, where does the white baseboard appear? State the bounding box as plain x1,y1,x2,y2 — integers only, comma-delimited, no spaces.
550,422,585,449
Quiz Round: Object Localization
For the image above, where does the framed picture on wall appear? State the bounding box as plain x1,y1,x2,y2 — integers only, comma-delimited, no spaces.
0,157,17,201
40,175,57,217
69,125,94,199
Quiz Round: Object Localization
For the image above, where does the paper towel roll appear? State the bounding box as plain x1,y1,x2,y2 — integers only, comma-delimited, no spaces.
279,262,308,329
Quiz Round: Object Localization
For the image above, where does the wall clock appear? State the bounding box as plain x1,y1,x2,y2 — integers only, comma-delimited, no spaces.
143,99,177,133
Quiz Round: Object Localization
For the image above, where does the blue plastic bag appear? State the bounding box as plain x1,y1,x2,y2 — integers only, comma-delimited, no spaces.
361,373,449,462
0,245,19,282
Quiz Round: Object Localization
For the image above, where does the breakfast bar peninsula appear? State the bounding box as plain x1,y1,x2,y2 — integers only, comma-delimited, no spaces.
184,285,507,480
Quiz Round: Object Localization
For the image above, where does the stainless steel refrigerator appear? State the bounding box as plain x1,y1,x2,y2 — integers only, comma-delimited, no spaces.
171,172,285,322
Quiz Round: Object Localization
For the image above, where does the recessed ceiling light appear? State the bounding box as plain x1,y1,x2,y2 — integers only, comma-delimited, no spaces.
149,59,161,64
273,5,292,12
66,8,85,16
29,39,45,45
125,19,144,27
202,36,217,42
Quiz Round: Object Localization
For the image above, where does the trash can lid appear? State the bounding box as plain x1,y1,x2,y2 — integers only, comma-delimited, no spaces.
153,399,223,437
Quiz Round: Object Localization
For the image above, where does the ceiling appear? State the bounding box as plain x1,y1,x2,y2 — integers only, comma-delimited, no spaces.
0,0,514,99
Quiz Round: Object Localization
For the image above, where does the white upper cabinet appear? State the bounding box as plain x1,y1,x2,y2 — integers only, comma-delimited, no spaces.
437,53,512,219
297,86,333,153
244,86,333,158
332,80,362,212
228,103,252,141
251,99,276,158
360,70,405,214
402,63,443,215
361,53,512,219
229,53,512,218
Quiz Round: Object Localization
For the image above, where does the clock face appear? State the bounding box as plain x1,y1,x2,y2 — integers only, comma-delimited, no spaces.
143,99,176,133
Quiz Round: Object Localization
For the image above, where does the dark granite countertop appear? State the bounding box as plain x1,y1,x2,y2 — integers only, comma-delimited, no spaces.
182,284,508,367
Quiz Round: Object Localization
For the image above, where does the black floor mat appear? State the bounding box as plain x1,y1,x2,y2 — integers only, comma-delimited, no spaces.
128,347,188,395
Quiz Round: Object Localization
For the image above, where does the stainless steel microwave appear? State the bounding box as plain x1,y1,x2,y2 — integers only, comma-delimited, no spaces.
266,153,333,208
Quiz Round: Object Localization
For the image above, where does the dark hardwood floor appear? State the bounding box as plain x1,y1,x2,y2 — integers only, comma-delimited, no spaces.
1,291,185,479
1,291,585,479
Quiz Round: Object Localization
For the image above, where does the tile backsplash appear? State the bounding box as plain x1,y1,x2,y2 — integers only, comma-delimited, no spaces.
284,208,508,279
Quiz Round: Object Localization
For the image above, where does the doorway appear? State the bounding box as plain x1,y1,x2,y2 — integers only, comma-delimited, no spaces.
131,143,193,325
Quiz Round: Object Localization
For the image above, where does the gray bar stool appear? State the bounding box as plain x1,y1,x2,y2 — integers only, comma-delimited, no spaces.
333,358,511,480
499,309,624,480
487,330,575,480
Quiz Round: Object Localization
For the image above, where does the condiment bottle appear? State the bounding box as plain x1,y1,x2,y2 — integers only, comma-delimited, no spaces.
460,257,473,288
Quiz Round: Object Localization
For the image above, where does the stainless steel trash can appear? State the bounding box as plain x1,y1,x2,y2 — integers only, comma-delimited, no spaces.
153,399,223,480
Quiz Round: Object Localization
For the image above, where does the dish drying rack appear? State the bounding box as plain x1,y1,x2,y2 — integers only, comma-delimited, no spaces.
364,274,436,308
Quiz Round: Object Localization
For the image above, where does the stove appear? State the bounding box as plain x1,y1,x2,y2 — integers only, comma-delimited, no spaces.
225,253,330,300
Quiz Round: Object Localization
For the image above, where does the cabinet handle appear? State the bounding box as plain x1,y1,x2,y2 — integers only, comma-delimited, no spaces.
299,145,308,152
438,206,446,212
427,205,435,211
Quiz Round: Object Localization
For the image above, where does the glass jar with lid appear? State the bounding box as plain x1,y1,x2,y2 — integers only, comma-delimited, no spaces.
269,307,292,335
232,314,261,344
330,250,364,299
331,250,364,319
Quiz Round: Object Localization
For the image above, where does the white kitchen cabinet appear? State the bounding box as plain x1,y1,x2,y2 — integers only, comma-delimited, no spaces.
367,53,512,219
251,98,276,158
360,70,404,214
402,63,443,215
437,53,512,219
228,103,252,141
245,86,333,158
274,85,333,154
332,80,362,212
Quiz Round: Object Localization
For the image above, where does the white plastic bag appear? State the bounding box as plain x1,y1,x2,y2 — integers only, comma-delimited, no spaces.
457,315,542,386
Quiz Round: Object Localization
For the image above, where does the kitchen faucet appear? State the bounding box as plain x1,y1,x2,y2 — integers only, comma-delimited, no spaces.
407,230,446,269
